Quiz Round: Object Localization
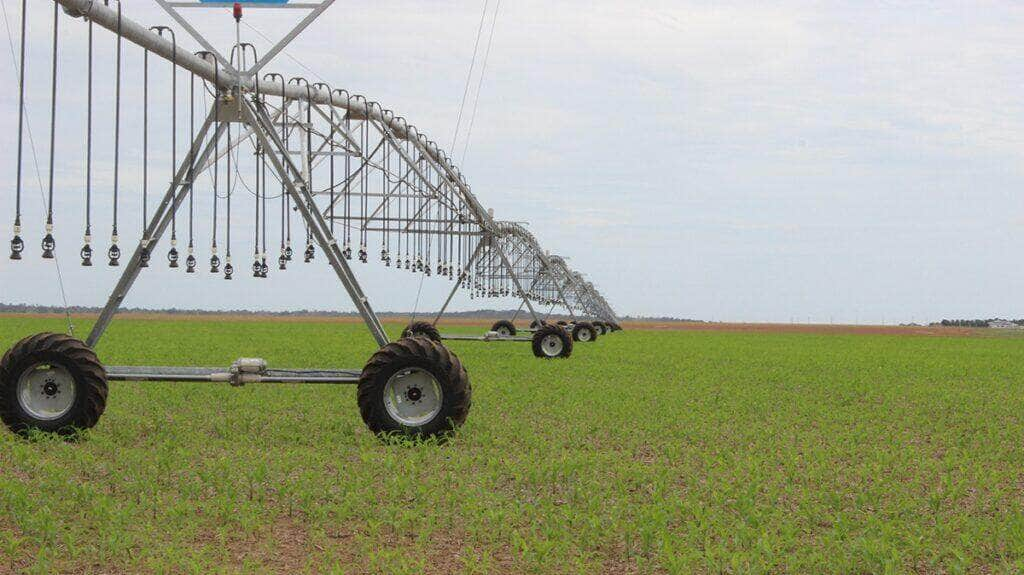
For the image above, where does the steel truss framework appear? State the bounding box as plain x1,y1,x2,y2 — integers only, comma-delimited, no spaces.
0,0,623,441
50,0,619,346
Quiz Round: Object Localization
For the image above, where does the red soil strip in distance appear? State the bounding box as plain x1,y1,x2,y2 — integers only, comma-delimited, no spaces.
619,321,985,337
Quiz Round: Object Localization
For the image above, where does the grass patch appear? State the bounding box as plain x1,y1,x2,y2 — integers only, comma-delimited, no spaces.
1,316,1023,573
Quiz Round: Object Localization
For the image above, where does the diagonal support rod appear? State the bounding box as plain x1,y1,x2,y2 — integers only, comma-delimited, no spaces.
490,237,542,325
87,106,223,347
432,239,486,326
241,96,390,347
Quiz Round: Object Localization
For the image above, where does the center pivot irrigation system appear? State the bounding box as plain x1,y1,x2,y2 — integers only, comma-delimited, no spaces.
402,223,621,358
1,0,620,440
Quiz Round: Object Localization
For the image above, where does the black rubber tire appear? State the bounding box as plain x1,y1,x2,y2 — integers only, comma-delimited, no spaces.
532,324,573,359
529,320,543,330
357,337,471,438
0,332,108,437
556,320,568,326
592,321,607,335
572,322,598,343
490,320,517,337
401,321,441,343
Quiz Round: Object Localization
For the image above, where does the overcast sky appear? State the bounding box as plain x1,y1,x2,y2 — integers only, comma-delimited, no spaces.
1,0,1023,323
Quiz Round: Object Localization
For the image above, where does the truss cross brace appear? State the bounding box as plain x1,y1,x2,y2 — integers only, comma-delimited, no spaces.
432,240,486,325
87,107,223,347
242,97,389,346
86,96,390,349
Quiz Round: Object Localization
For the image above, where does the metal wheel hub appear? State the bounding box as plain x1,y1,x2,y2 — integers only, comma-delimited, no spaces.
17,363,76,421
498,327,511,336
383,367,443,426
579,329,592,341
542,334,564,356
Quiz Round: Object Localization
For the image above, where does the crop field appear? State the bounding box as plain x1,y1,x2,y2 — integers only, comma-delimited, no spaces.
1,315,1024,574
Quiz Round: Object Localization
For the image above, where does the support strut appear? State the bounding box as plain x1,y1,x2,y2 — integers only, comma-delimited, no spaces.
87,107,223,347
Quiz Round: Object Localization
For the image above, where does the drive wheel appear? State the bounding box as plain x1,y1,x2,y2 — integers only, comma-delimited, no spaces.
0,332,108,438
593,321,607,335
529,320,544,330
572,322,598,343
532,324,573,359
490,320,516,337
401,321,441,342
358,337,471,438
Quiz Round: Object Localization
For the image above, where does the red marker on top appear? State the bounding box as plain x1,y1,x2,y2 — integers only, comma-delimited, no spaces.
233,2,242,21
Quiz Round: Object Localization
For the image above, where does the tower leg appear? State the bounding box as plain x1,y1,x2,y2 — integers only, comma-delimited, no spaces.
86,108,223,347
241,98,390,347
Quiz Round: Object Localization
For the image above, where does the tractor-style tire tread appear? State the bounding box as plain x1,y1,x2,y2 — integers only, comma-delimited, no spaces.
358,337,471,438
572,322,598,343
401,321,442,343
531,324,574,359
0,332,108,437
490,320,517,337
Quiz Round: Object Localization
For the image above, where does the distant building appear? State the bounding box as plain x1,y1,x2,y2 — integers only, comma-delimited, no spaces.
988,319,1022,329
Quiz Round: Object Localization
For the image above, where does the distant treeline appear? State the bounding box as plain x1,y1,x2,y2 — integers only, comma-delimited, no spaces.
0,302,696,323
936,319,1024,328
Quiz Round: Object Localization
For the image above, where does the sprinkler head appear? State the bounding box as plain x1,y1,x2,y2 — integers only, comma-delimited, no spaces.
342,245,352,260
185,254,197,273
107,244,121,267
139,248,150,268
284,246,293,261
41,233,55,259
210,254,221,273
167,248,179,268
80,244,93,267
252,259,262,277
224,263,234,280
304,244,315,262
260,259,269,277
10,235,23,260
278,254,287,270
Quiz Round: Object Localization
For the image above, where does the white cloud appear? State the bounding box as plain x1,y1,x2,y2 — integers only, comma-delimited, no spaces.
2,0,1024,322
